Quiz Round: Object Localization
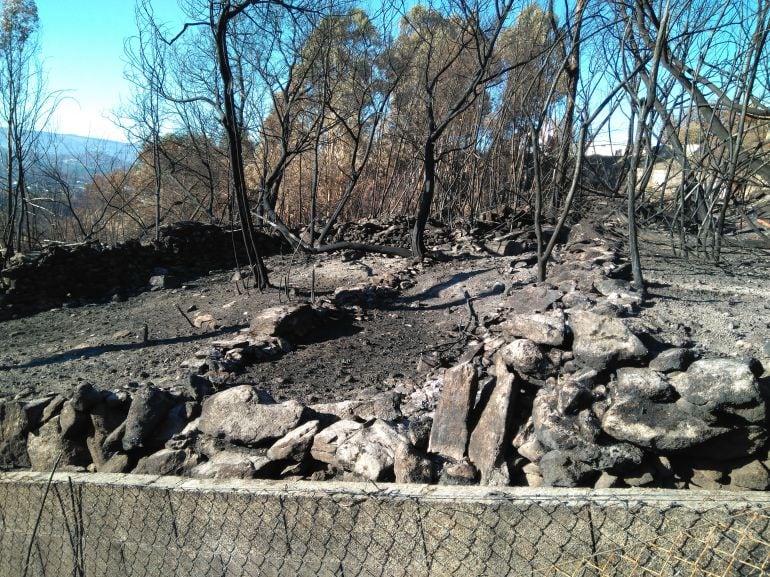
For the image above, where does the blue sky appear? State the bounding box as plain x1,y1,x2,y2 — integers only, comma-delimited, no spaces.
37,0,183,142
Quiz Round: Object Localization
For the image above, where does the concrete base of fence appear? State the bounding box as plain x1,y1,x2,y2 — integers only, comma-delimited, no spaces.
1,472,769,577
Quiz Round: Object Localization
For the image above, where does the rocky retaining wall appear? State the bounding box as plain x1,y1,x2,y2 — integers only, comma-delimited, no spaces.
1,472,769,577
0,222,284,316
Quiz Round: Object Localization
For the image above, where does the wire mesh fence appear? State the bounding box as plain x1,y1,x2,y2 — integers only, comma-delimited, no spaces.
1,472,769,577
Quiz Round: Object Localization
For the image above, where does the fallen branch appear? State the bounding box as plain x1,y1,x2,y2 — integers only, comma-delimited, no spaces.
253,210,412,258
175,304,196,328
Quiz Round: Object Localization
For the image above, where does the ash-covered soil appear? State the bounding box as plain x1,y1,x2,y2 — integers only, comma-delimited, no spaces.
0,226,768,402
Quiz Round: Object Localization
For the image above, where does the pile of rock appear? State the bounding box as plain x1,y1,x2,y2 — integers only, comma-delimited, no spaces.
1,218,768,491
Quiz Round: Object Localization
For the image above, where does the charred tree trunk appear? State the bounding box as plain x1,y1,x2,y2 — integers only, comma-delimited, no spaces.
411,138,436,260
215,3,268,289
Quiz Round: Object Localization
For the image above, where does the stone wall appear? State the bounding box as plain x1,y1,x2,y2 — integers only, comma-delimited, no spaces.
0,222,284,317
1,472,768,577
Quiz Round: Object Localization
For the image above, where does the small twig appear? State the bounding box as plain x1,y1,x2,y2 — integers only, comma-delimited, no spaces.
174,304,195,328
142,323,149,343
311,266,316,303
22,453,62,577
462,290,479,332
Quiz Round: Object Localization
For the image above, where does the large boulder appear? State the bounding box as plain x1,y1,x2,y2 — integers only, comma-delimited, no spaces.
602,368,720,453
199,385,308,446
335,419,408,481
428,363,478,461
671,358,767,424
27,417,90,472
0,396,60,468
569,311,647,370
249,304,321,342
602,362,768,459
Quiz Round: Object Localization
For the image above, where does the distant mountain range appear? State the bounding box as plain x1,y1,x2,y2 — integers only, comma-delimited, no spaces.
0,128,137,192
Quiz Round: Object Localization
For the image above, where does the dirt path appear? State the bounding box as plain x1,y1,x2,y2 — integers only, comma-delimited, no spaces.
1,226,768,402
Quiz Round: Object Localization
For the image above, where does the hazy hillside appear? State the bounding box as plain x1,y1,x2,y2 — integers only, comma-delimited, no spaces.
0,128,136,187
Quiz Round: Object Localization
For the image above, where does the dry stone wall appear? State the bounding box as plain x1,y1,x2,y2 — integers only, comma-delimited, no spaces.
0,222,284,318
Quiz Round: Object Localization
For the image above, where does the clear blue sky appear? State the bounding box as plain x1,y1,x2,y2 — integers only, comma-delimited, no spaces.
37,0,183,142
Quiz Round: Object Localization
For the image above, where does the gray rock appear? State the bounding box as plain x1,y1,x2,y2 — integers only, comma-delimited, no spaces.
122,385,173,451
594,472,620,489
87,402,128,470
335,419,408,481
40,395,66,423
311,419,364,465
59,401,90,440
593,279,642,310
267,420,320,462
152,403,190,446
501,339,545,375
557,381,592,416
614,367,676,402
133,448,198,475
103,421,126,454
532,389,583,452
189,451,267,480
199,385,307,447
602,362,767,459
70,382,104,412
513,419,546,463
0,400,34,468
671,358,766,424
149,274,181,290
648,348,693,372
561,290,592,311
569,311,647,370
485,239,519,257
504,286,562,314
428,363,478,461
601,384,721,453
394,443,434,483
539,450,596,487
593,442,645,475
249,303,320,342
468,357,517,484
100,453,131,474
439,461,478,485
623,466,657,487
405,415,433,451
522,462,544,487
310,391,401,422
27,417,90,472
689,468,725,490
729,461,770,491
501,310,565,346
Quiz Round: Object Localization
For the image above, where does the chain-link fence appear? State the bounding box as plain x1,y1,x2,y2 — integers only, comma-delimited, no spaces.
1,472,769,577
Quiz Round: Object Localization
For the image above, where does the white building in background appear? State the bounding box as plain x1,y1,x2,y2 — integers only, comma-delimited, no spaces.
585,139,625,157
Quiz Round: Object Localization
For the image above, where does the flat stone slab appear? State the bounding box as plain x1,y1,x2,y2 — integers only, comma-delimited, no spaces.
428,363,478,461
